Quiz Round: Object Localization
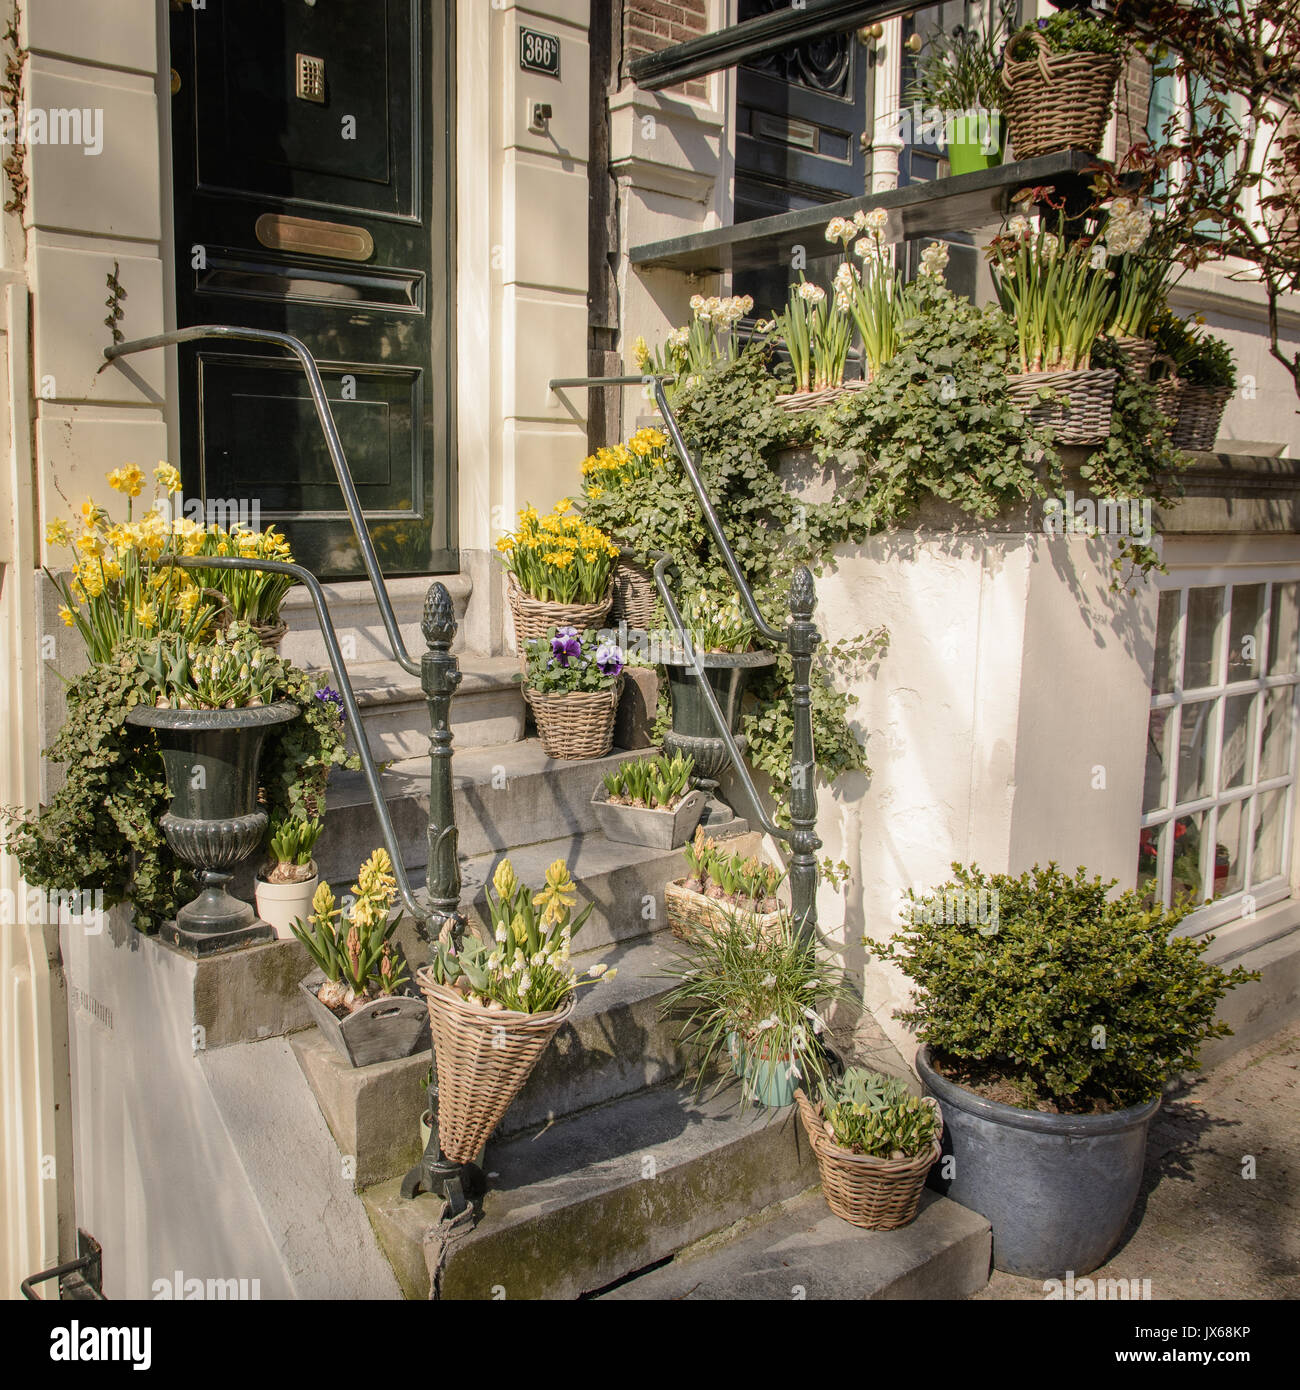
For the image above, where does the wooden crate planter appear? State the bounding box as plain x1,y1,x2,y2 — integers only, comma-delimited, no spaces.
591,785,708,850
665,877,784,941
299,969,431,1068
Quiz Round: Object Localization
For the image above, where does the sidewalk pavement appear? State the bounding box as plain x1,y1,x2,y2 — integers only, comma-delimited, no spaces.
972,1022,1300,1301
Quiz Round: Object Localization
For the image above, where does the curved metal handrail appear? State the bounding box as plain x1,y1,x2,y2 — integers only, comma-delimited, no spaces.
103,325,422,677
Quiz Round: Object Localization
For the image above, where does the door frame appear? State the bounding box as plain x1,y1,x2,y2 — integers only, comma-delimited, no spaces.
156,0,458,577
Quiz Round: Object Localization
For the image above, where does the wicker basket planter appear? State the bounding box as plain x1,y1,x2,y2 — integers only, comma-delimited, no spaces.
1000,32,1120,160
591,785,708,850
1170,383,1232,452
299,969,432,1068
416,971,576,1164
526,682,621,760
795,1088,942,1230
1111,336,1156,381
774,379,870,415
665,877,784,942
611,558,657,629
507,572,614,669
1006,367,1116,446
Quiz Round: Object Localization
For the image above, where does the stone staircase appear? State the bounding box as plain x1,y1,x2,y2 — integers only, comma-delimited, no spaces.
114,572,991,1300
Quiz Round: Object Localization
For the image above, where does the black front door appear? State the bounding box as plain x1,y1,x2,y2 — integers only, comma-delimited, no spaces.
734,0,868,314
169,0,454,579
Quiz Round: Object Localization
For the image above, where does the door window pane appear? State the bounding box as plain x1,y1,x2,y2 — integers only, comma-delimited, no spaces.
1211,799,1248,900
1177,700,1215,803
1184,587,1223,689
1226,583,1265,681
1152,588,1181,695
1268,582,1299,675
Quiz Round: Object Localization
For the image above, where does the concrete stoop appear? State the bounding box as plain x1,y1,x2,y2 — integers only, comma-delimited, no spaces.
599,1188,992,1301
362,1082,820,1300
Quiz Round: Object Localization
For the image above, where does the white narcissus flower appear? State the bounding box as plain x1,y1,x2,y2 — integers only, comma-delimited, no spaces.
1006,213,1031,240
1040,232,1060,262
865,206,889,231
825,215,854,244
852,208,869,229
797,280,826,303
689,293,704,313
853,235,881,262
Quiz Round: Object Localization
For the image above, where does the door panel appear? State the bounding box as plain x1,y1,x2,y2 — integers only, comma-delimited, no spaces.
169,0,454,579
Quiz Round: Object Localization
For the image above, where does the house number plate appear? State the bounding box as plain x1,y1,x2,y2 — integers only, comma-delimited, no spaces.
519,27,560,78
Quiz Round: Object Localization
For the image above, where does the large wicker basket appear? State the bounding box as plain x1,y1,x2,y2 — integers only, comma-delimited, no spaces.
526,683,621,760
507,572,613,670
1000,31,1121,160
795,1088,942,1231
1111,336,1156,382
1170,383,1232,452
665,877,784,942
612,558,657,629
1006,367,1116,446
416,971,576,1164
774,379,870,415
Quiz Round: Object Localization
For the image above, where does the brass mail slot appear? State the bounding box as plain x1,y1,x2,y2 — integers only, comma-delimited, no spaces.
755,113,818,151
254,213,374,262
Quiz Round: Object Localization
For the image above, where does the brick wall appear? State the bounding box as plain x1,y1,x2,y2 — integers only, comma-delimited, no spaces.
622,0,709,99
1115,51,1152,163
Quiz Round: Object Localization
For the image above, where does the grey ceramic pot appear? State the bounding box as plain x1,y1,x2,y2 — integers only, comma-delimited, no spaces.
916,1046,1159,1279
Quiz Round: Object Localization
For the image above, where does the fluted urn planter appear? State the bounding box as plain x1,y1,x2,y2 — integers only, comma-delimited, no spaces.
661,648,776,826
126,701,298,955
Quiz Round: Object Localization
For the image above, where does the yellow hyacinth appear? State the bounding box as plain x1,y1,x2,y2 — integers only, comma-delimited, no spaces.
492,859,519,901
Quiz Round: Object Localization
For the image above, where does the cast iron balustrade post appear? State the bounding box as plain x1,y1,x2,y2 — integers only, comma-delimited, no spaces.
787,565,822,938
421,581,465,944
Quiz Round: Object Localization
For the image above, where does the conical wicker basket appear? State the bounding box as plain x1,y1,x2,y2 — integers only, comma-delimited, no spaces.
507,572,614,671
1000,32,1120,160
1006,367,1116,445
416,970,576,1164
526,682,621,760
1170,383,1232,452
612,558,657,629
795,1088,942,1231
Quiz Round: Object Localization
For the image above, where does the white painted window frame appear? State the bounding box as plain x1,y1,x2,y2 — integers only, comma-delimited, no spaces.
1143,562,1300,938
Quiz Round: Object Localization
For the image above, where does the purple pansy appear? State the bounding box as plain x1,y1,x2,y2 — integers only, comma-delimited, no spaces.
315,685,346,726
551,626,582,666
595,642,625,678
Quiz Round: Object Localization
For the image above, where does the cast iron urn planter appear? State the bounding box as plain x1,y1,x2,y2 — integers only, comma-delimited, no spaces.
126,700,299,955
661,648,776,826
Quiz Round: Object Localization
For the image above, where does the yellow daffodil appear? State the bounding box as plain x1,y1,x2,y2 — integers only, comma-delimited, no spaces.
58,605,76,627
45,518,73,548
154,461,183,495
107,464,145,498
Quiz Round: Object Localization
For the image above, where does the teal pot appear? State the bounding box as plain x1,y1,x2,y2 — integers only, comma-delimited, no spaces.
944,111,1005,176
661,649,777,826
729,1032,797,1109
917,1046,1160,1278
126,700,298,953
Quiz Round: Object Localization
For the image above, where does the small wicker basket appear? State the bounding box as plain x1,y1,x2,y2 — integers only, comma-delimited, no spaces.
1006,367,1116,446
1000,31,1121,160
774,379,870,415
795,1088,942,1231
665,878,784,942
526,683,621,760
611,558,657,629
1170,383,1232,452
507,572,614,670
416,971,575,1164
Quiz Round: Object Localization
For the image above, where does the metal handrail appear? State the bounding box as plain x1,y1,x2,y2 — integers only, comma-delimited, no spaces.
102,325,422,677
163,555,430,930
549,371,823,936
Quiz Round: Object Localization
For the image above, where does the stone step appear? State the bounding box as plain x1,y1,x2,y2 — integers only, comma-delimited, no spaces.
344,655,525,762
363,1079,819,1300
278,573,472,671
318,739,659,878
597,1187,991,1301
410,829,760,957
288,930,691,1191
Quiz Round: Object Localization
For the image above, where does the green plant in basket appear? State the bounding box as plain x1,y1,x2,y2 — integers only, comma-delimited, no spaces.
819,1067,938,1159
523,626,625,694
602,751,695,810
426,858,614,1014
290,849,409,1014
661,909,855,1104
265,815,322,884
496,500,620,603
1151,310,1237,389
775,275,853,393
680,828,785,914
1006,10,1120,60
986,213,1115,373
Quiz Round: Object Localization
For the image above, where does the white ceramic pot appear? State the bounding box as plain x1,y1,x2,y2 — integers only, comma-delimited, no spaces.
254,862,319,939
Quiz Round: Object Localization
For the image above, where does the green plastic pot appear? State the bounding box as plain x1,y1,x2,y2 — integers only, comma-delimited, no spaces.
945,112,1005,176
